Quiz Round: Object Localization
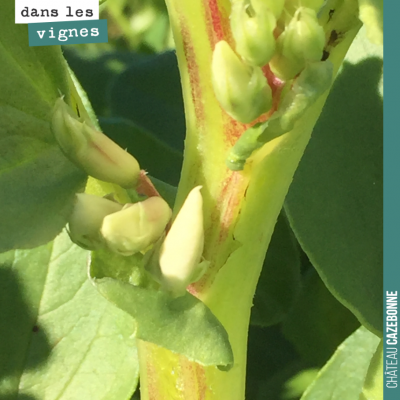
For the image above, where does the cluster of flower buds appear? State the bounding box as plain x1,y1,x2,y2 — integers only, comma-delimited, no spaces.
225,60,333,171
270,6,325,80
68,187,206,294
53,97,207,294
68,193,123,250
68,193,172,254
211,0,328,124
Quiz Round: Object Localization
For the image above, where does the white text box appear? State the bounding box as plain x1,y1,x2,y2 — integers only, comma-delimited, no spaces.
15,0,99,24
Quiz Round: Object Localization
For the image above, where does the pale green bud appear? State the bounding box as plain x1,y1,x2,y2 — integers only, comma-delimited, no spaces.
282,8,325,62
270,7,325,80
101,196,172,256
68,193,123,250
212,40,272,123
230,2,277,66
51,97,140,188
159,186,205,293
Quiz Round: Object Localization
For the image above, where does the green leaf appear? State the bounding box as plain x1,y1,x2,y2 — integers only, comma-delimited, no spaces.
251,211,301,327
94,278,234,369
358,0,383,45
89,232,233,369
89,248,233,369
108,51,185,152
0,1,86,252
285,27,383,334
300,327,380,400
282,269,360,366
359,341,383,400
99,117,183,186
0,231,139,399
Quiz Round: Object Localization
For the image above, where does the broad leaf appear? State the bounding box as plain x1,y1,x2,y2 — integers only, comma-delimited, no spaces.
301,327,380,400
359,341,383,400
0,231,139,399
285,27,383,334
95,278,233,369
89,249,234,369
0,1,86,252
282,269,360,366
251,211,301,327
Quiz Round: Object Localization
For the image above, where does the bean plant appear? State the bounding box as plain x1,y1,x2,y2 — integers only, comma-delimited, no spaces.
0,1,383,400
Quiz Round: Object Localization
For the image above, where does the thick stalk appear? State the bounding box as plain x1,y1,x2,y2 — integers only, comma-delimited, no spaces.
137,1,361,399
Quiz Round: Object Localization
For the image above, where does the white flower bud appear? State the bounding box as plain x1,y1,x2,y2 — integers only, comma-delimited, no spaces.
68,193,123,250
159,186,205,293
51,97,140,188
212,40,272,123
101,196,172,256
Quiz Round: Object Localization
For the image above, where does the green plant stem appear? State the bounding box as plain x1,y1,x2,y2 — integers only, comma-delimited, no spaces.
137,1,361,399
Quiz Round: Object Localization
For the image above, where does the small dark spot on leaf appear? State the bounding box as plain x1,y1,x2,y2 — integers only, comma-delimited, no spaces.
32,325,39,333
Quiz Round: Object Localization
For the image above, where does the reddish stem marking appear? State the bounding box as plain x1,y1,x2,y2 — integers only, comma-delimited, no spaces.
180,358,208,400
180,17,206,129
218,171,245,234
223,117,246,145
146,354,161,400
195,362,207,400
205,0,224,43
203,0,232,47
